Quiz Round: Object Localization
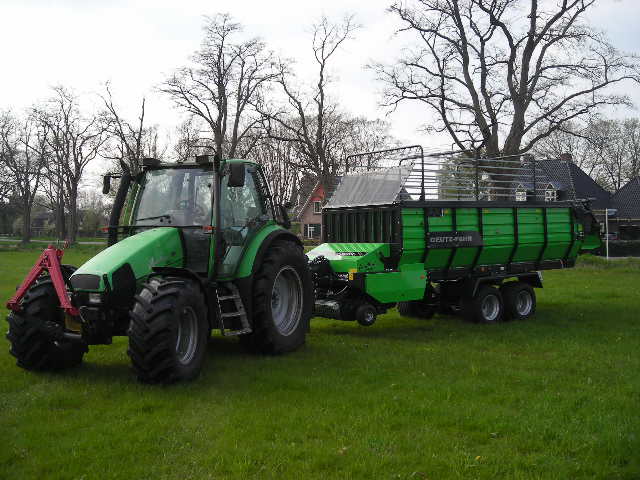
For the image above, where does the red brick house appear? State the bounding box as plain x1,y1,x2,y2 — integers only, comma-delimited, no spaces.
295,182,325,239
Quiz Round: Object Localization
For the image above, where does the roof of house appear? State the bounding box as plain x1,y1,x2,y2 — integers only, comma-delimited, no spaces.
538,160,612,209
294,176,342,221
612,177,640,219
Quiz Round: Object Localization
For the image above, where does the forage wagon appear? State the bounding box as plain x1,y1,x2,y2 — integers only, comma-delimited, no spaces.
5,147,602,382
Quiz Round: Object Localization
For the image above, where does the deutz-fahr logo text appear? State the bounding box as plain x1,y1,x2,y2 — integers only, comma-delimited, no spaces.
427,231,483,249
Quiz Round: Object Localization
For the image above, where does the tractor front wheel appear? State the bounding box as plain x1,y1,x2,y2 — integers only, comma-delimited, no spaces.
240,241,312,354
6,275,88,371
128,276,208,383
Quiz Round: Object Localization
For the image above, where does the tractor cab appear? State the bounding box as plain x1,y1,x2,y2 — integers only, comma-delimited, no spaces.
134,167,214,228
116,158,276,276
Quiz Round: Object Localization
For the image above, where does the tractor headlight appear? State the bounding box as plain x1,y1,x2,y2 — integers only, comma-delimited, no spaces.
88,293,102,304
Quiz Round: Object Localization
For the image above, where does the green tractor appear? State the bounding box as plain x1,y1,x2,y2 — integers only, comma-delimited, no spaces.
6,155,313,383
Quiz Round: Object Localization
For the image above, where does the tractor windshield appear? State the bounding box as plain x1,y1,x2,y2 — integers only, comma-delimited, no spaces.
134,168,213,226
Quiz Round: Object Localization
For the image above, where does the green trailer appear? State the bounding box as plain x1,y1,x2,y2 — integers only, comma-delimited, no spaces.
308,146,602,325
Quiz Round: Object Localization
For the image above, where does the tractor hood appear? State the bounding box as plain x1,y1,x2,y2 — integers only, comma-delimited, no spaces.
69,228,184,293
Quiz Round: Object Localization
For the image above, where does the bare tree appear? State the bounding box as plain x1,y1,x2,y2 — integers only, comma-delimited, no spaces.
330,117,396,172
36,87,109,242
533,117,640,190
531,121,585,160
0,111,47,243
39,162,67,240
0,157,12,203
622,118,640,181
374,0,640,157
161,14,278,158
262,15,359,188
172,117,215,163
100,82,153,174
250,130,299,206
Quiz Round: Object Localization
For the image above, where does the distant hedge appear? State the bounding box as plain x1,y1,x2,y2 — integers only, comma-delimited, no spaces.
599,240,640,257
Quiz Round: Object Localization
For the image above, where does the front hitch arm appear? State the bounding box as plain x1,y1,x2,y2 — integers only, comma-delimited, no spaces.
6,245,79,317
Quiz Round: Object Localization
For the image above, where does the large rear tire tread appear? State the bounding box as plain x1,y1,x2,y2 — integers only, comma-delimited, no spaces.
6,275,87,371
128,276,208,384
240,241,312,355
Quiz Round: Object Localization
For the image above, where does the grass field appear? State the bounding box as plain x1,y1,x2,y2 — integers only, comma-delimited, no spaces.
0,247,639,479
0,236,106,247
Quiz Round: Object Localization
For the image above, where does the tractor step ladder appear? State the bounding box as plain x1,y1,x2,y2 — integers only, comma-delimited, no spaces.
216,282,252,336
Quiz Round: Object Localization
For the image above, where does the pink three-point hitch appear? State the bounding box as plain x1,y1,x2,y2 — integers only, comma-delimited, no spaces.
6,245,79,317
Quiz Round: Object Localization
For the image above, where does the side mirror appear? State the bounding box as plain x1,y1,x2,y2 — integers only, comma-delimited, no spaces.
278,204,291,229
102,175,111,194
228,163,246,187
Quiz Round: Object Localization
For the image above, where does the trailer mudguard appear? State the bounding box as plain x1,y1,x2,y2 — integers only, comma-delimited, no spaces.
462,271,544,298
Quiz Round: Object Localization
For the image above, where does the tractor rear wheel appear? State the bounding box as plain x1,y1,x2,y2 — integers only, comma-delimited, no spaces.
6,274,88,370
240,241,312,354
128,276,208,383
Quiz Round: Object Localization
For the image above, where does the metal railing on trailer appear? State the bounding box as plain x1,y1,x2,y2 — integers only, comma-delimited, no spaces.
338,146,575,206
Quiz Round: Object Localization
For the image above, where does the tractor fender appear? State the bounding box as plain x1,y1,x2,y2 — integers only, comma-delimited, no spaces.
151,266,214,327
235,227,303,280
231,228,303,322
151,266,206,288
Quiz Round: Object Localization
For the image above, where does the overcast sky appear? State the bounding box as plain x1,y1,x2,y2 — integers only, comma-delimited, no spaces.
1,0,639,160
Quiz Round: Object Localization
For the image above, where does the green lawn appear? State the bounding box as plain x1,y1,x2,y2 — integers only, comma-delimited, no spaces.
0,236,106,247
0,248,639,479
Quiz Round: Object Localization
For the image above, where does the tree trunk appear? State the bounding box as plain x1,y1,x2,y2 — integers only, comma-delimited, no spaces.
68,189,78,243
56,195,66,241
22,203,31,245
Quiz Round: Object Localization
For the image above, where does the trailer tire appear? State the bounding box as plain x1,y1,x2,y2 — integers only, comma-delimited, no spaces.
128,276,208,383
355,303,377,326
501,282,536,320
240,241,312,354
462,285,504,323
6,275,87,371
397,301,436,319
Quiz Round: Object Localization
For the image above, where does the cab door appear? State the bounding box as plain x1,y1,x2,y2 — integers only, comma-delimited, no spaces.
217,164,272,277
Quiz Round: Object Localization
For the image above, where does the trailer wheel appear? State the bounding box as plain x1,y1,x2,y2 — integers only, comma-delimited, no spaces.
240,241,312,354
356,304,377,326
6,274,88,371
440,302,462,316
397,301,436,319
128,276,208,383
501,282,536,320
462,285,504,323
